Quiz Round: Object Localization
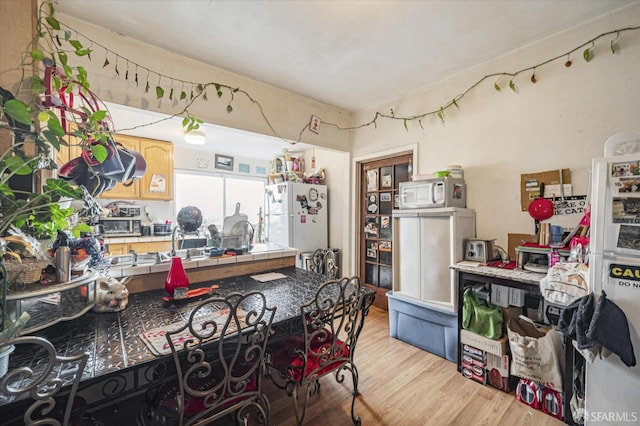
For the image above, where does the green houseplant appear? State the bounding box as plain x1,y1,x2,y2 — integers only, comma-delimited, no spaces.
0,2,113,334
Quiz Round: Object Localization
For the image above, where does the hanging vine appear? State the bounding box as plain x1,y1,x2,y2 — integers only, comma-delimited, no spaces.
23,3,640,146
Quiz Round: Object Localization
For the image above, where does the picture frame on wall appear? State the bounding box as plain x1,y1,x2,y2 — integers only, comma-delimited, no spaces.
215,154,234,171
367,169,378,192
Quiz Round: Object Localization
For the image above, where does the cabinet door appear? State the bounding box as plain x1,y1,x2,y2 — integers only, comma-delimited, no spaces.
139,140,173,200
106,243,128,256
419,214,453,307
55,125,84,167
393,216,421,299
102,134,140,199
130,241,171,254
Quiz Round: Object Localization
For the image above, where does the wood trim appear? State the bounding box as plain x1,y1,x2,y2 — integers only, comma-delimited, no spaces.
126,256,295,294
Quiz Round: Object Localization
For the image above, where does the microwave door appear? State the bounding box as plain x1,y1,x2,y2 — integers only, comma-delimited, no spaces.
433,181,445,205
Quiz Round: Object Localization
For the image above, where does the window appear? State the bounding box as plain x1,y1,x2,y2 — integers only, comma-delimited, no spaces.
174,170,265,229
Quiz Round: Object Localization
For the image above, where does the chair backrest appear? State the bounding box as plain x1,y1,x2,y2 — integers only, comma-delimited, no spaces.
0,335,89,426
309,248,338,278
164,291,276,426
298,276,364,382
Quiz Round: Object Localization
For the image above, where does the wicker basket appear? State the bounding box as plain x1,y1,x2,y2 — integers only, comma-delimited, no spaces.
3,259,50,284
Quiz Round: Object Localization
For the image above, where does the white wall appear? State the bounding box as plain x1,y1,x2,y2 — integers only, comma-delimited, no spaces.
51,4,640,270
351,3,640,259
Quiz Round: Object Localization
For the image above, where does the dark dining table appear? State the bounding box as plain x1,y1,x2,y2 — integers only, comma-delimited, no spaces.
0,266,374,423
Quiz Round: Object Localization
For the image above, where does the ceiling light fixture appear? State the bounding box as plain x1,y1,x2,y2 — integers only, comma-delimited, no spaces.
184,131,206,145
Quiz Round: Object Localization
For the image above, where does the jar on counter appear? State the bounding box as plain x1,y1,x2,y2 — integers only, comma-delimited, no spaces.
447,165,464,179
548,246,561,267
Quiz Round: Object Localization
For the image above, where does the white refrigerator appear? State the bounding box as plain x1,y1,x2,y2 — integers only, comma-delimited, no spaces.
586,133,640,424
264,182,328,266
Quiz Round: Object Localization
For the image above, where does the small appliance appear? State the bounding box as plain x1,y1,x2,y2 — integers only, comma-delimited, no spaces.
464,239,497,263
98,217,142,237
153,223,173,236
398,177,466,209
106,202,142,218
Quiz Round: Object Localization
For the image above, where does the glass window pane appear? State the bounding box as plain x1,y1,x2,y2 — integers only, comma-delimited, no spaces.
365,263,378,286
225,177,265,225
175,172,224,228
379,266,392,289
394,164,410,188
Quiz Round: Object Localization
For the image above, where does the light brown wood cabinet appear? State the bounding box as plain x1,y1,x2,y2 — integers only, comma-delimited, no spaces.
105,240,172,257
102,134,174,200
55,126,84,167
104,134,140,199
130,241,171,253
106,243,129,256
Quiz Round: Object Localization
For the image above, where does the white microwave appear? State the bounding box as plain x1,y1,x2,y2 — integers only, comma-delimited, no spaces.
398,177,466,209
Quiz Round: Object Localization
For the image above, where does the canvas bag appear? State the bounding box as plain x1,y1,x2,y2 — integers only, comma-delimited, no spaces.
507,315,565,391
539,262,589,306
462,287,503,340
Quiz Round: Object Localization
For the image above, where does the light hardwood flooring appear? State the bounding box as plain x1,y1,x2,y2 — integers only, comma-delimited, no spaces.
264,305,564,426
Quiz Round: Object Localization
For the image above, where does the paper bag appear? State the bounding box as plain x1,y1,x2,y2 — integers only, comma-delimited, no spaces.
507,315,565,391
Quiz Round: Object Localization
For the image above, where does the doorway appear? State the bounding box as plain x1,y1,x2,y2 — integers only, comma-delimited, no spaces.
358,153,412,309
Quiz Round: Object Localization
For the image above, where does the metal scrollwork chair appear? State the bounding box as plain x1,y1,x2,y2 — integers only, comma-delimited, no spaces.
309,248,338,279
0,335,89,426
140,291,276,426
267,276,369,425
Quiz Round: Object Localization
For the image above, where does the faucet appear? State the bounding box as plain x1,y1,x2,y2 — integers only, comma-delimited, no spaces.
171,226,181,256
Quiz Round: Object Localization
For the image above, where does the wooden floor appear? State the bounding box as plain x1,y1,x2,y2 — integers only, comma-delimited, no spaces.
261,306,564,426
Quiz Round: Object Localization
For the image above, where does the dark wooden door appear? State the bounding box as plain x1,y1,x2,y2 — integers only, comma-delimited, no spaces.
359,154,412,309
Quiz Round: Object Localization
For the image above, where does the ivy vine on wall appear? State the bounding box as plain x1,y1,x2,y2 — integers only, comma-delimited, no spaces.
31,3,640,144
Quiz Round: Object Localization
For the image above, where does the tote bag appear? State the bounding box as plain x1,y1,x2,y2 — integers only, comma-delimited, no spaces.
507,315,565,391
462,287,503,340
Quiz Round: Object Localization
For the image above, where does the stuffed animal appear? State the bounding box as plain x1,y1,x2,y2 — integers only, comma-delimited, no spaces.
93,276,131,313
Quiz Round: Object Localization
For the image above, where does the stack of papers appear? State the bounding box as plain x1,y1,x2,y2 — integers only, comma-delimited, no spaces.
251,272,287,282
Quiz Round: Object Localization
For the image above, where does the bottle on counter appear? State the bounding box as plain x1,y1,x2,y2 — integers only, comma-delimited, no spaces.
165,256,190,298
55,230,71,283
548,245,561,268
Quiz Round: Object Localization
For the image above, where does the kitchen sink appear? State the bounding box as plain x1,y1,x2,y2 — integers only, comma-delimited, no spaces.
164,248,208,260
174,238,207,249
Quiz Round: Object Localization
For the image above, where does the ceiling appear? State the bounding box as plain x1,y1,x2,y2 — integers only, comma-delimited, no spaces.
55,0,636,158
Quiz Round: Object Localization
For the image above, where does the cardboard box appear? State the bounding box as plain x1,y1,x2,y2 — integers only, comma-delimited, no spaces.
461,362,486,384
490,284,510,308
460,329,509,356
509,287,525,307
461,344,486,366
543,300,565,326
486,353,516,392
508,233,538,261
461,344,487,384
500,306,523,334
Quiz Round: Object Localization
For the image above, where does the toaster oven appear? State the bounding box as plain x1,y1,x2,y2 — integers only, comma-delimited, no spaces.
98,217,142,237
152,223,173,236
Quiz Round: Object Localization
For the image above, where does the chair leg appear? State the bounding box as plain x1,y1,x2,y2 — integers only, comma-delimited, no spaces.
292,383,315,426
349,364,361,426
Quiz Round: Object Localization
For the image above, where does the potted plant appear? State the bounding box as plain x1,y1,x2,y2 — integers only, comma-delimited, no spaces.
0,2,116,340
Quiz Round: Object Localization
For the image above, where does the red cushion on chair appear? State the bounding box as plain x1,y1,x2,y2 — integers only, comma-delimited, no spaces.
158,363,258,417
271,333,350,383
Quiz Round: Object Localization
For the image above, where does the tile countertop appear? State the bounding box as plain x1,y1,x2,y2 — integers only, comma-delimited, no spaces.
108,243,298,279
451,262,545,286
102,234,195,244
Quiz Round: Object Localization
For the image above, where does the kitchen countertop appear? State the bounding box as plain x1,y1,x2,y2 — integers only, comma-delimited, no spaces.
108,243,297,279
102,234,201,244
451,262,545,285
